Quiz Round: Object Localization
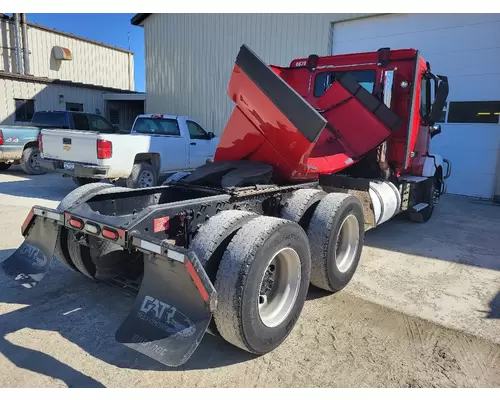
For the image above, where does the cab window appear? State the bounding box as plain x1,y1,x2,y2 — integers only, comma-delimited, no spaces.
133,117,181,136
187,121,210,140
314,69,377,97
420,73,432,122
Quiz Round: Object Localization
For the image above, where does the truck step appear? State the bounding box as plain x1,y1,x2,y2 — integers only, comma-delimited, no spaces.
412,202,429,212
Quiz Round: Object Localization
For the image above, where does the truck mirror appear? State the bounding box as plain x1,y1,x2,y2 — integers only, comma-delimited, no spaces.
429,124,441,138
208,132,215,139
429,78,449,124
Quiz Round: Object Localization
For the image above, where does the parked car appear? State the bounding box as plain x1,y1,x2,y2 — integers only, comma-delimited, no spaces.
39,114,220,188
0,110,121,175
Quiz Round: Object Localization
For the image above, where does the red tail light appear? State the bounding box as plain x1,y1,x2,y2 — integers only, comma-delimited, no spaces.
38,133,43,152
69,217,84,230
0,129,4,146
102,227,118,241
97,139,112,159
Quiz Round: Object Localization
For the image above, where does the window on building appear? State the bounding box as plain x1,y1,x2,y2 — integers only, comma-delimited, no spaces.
447,101,500,124
109,109,120,125
186,121,210,140
66,102,84,112
15,99,35,122
314,70,377,97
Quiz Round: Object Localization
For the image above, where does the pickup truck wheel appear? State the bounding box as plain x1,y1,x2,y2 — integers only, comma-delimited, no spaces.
126,162,158,188
20,147,47,175
213,216,311,354
0,162,11,171
307,193,364,293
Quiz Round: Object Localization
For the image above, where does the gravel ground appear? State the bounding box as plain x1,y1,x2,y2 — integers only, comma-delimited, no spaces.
0,167,499,388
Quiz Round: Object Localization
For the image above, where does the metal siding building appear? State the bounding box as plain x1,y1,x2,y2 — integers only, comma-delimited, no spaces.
1,14,142,130
138,13,374,135
133,13,500,200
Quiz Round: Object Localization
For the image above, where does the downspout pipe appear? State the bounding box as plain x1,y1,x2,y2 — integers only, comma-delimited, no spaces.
13,13,23,74
21,13,30,75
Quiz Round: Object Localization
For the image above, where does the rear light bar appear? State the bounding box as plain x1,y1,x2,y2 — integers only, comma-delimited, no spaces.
64,212,124,242
0,129,4,145
97,139,112,159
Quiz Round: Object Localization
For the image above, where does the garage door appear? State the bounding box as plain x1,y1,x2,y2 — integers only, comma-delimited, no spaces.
331,14,500,198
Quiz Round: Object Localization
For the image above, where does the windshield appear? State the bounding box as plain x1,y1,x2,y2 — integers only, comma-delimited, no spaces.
133,117,181,136
31,112,68,127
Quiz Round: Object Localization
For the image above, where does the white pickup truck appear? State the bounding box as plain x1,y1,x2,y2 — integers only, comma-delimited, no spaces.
39,114,219,188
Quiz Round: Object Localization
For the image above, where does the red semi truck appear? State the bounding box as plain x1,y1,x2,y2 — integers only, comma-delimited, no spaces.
1,44,450,367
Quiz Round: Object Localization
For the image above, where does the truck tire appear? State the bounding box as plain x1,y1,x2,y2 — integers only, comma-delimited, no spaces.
213,216,311,354
20,147,47,175
54,183,129,275
188,210,259,336
307,192,364,293
190,210,259,282
67,230,97,280
89,236,143,281
0,162,11,171
409,176,439,223
280,189,326,229
126,162,158,189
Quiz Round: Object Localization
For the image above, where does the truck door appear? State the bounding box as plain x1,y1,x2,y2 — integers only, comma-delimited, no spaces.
132,116,188,173
186,120,216,168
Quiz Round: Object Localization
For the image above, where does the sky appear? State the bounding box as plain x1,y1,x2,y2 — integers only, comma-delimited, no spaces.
16,13,146,92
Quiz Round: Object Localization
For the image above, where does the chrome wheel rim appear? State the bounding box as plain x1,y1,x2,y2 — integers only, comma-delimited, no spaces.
258,247,301,328
138,170,155,187
335,214,359,273
30,151,41,169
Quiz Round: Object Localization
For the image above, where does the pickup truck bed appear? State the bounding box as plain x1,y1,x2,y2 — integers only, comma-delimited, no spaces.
0,110,120,175
40,114,219,188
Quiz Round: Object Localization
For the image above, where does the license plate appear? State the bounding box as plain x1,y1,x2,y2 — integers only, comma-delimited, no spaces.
63,162,74,171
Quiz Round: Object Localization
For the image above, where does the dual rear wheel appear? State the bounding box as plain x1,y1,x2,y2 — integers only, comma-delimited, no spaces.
190,190,364,355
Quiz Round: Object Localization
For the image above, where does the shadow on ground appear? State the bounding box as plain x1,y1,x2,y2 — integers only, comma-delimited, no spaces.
363,194,500,272
0,168,75,202
0,249,256,388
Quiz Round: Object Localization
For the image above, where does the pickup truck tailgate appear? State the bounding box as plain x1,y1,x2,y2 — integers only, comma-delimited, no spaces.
41,129,99,164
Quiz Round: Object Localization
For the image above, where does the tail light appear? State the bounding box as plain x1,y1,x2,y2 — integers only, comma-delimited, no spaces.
0,129,4,146
38,133,43,152
69,217,84,230
102,227,119,241
97,139,112,159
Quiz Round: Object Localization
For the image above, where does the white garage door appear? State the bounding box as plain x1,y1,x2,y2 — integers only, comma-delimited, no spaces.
332,14,500,198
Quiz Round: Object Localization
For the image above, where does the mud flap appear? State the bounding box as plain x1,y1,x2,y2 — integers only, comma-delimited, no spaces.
0,216,59,288
115,250,216,367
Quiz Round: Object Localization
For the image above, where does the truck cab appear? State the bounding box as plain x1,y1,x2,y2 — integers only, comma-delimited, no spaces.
284,48,449,181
